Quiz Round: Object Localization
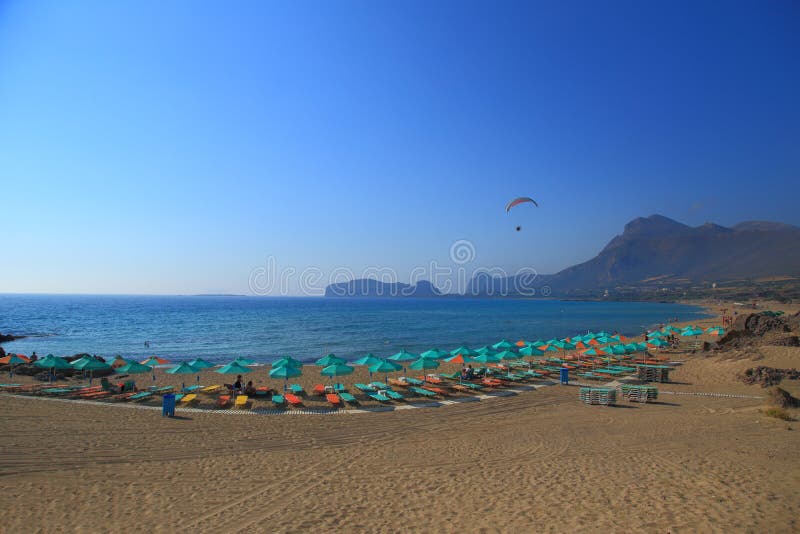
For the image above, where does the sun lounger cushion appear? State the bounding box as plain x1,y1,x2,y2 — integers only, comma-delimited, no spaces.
180,393,197,404
285,393,302,405
129,391,152,401
234,395,249,407
326,393,341,406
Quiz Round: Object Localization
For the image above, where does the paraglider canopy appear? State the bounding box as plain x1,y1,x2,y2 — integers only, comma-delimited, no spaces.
505,197,538,212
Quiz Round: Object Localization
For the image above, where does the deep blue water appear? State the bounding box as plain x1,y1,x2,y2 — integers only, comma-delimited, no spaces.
0,295,706,363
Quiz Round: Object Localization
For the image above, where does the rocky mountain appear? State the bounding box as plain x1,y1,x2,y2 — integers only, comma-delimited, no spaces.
469,215,800,296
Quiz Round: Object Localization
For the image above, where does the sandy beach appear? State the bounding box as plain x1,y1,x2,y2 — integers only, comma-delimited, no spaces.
1,303,799,533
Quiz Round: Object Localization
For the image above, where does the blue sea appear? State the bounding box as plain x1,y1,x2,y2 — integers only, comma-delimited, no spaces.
0,295,707,363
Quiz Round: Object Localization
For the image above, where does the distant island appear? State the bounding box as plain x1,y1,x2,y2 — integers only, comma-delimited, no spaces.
325,279,441,298
324,214,800,301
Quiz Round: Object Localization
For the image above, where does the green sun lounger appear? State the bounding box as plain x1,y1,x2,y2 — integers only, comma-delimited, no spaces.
272,394,286,406
367,392,390,402
369,381,390,390
289,384,304,395
402,377,424,386
383,390,405,401
438,373,461,380
174,393,185,402
458,382,484,390
339,392,358,404
409,386,437,398
129,391,153,401
354,383,376,392
183,385,203,392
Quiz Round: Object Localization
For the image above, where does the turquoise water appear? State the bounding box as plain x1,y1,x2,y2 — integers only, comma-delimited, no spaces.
0,295,706,363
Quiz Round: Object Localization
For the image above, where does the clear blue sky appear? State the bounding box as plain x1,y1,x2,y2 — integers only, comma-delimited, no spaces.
1,1,798,295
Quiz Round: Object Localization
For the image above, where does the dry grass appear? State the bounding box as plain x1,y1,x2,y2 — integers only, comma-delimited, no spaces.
763,406,795,421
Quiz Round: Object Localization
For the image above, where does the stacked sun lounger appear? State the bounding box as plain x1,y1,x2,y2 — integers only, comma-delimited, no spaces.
636,364,671,383
579,387,617,406
620,384,658,403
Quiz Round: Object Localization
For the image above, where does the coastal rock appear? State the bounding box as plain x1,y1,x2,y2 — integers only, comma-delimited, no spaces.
0,332,23,343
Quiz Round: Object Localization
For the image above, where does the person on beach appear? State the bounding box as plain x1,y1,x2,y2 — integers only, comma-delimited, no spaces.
233,375,243,393
244,380,256,395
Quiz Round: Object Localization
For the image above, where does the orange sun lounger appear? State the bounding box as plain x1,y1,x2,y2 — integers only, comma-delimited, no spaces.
326,393,342,407
313,384,326,396
284,393,303,406
216,395,231,408
422,386,449,396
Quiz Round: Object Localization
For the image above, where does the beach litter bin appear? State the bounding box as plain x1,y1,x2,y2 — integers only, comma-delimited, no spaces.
560,367,569,385
162,394,176,417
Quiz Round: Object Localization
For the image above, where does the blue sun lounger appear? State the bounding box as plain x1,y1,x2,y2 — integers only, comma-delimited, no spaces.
367,392,390,402
354,383,376,393
272,394,286,406
183,385,203,392
289,384,304,395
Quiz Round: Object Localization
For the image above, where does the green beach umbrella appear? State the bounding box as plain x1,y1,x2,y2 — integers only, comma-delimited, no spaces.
165,361,202,388
496,350,520,362
421,348,448,360
115,361,153,374
474,346,492,355
519,346,545,357
216,362,253,375
648,338,669,348
269,362,302,391
389,350,419,362
409,357,439,382
596,331,611,338
272,356,303,369
369,359,402,384
316,353,346,367
609,344,628,356
34,355,71,381
545,338,559,345
71,357,111,384
321,363,355,377
473,352,501,364
532,340,545,347
188,358,215,369
34,355,71,370
624,343,641,353
595,336,612,344
449,346,474,357
681,328,703,336
269,364,301,379
492,340,514,351
583,347,608,356
321,363,354,389
352,353,382,366
233,356,257,366
388,350,418,373
71,358,111,372
647,331,665,339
